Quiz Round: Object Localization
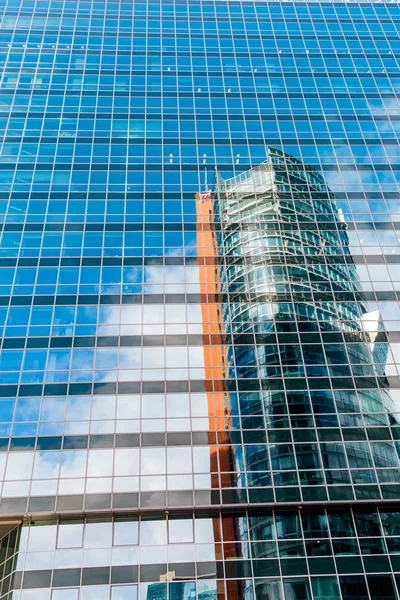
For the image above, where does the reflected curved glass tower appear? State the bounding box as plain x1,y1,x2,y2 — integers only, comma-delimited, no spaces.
1,0,400,599
198,148,399,504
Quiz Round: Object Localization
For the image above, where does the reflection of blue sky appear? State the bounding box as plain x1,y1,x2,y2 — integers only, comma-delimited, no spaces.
14,398,40,422
0,264,207,387
0,389,211,441
0,443,214,496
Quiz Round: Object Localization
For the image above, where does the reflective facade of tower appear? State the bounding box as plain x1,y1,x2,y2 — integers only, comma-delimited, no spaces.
1,0,400,599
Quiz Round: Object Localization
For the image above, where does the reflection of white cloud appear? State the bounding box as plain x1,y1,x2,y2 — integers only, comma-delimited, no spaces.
27,525,57,551
140,447,166,475
142,394,164,418
0,454,7,480
52,590,79,600
168,544,195,563
58,479,85,495
140,475,166,491
114,449,139,476
144,265,200,293
5,452,33,480
3,481,30,497
166,346,188,369
191,394,209,417
54,549,84,569
168,474,193,490
66,396,91,420
80,586,109,600
362,309,384,355
14,258,215,494
166,394,190,417
57,522,84,549
90,420,114,434
22,590,51,600
84,522,113,548
87,449,113,477
30,480,57,496
167,447,192,474
96,296,204,336
91,396,116,419
193,447,212,473
68,340,205,382
194,518,215,544
143,304,163,323
189,346,206,368
113,477,139,493
119,348,141,369
3,444,213,495
86,479,112,494
123,266,142,283
25,551,54,571
166,239,197,258
40,397,66,421
142,347,164,369
116,395,140,419
33,451,60,479
60,450,87,478
140,520,167,545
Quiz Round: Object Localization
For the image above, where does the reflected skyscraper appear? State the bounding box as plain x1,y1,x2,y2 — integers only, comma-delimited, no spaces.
197,148,398,504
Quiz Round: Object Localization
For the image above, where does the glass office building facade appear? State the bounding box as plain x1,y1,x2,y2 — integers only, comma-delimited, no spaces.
0,0,400,598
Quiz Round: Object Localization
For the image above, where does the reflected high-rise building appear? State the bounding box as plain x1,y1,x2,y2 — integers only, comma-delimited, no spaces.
197,148,398,503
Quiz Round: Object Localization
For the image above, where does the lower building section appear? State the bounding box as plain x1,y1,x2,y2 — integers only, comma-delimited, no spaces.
1,505,400,600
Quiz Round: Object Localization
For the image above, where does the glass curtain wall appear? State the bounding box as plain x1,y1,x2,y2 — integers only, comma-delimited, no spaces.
0,0,398,598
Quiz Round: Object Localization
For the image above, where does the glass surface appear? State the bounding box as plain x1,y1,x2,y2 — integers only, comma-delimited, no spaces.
1,0,400,597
